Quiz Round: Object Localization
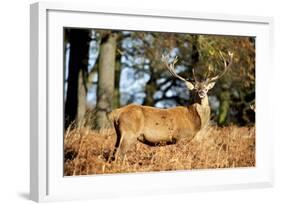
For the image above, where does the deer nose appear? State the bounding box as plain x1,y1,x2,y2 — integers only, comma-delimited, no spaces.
198,90,206,98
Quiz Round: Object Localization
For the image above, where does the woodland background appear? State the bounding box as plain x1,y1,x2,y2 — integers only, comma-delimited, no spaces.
64,28,255,129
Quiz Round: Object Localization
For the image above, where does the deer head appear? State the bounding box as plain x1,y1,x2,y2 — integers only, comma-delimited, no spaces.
162,51,233,100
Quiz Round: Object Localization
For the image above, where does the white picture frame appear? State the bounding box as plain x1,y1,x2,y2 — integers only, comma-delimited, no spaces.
30,2,274,202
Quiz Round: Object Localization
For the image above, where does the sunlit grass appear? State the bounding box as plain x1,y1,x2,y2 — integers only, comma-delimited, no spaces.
64,125,255,176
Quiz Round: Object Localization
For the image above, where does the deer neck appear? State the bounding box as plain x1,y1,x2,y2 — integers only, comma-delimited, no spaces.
193,95,210,129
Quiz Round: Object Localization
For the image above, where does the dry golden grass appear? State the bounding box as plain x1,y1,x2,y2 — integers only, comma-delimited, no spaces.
64,125,255,176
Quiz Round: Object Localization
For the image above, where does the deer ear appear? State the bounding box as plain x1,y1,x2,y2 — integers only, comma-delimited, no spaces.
185,82,194,90
206,82,216,90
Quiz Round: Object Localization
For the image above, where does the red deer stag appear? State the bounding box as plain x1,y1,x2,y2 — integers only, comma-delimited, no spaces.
109,51,233,161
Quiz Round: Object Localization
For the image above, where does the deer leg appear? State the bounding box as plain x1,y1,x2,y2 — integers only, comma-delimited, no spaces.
117,135,136,161
109,119,137,162
108,120,122,162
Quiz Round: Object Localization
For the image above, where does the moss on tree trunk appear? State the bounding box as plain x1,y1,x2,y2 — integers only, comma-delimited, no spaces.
218,90,230,126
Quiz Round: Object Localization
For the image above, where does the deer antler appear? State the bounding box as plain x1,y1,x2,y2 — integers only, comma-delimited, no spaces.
162,54,195,90
207,51,233,83
162,54,188,83
192,68,199,83
205,65,212,80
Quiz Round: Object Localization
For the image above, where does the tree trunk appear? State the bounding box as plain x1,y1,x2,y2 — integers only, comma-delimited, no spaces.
113,54,121,109
95,32,118,129
77,69,87,126
191,35,199,66
144,72,157,106
64,29,90,129
218,90,230,126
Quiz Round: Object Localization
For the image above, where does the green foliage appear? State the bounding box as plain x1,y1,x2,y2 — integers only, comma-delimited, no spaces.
197,35,255,125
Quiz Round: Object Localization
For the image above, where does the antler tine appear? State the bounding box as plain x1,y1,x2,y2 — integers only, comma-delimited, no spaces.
207,51,233,83
192,68,198,83
161,54,187,82
205,65,211,80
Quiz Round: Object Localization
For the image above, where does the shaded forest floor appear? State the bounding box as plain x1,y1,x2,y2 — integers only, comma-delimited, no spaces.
64,125,255,176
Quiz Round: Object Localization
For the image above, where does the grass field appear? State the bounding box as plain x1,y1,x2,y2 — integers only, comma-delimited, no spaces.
64,125,255,176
